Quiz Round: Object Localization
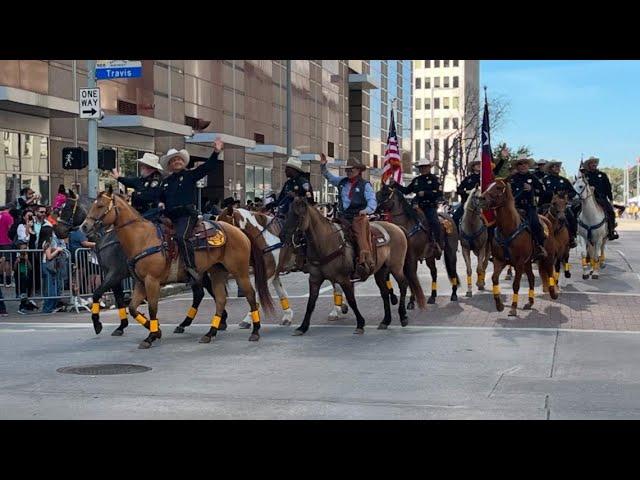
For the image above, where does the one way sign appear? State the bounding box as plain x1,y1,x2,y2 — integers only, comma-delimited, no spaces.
79,87,101,119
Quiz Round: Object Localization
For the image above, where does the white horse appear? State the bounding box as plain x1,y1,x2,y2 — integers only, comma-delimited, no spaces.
458,187,490,297
573,175,608,279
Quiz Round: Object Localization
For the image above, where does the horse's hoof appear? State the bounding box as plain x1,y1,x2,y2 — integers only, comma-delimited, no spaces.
218,322,227,331
505,275,512,281
466,291,473,298
523,303,533,310
138,341,152,349
601,264,606,269
174,326,185,334
400,318,409,327
390,294,398,306
353,328,364,335
328,314,338,321
111,328,124,337
377,322,389,330
199,335,212,344
292,329,305,336
427,297,436,305
592,275,599,280
281,319,292,326
341,305,349,314
450,294,458,302
508,309,518,317
248,334,260,342
496,303,505,312
155,329,162,340
93,321,102,335
582,274,590,280
565,271,571,278
477,283,485,290
407,302,415,310
238,321,251,329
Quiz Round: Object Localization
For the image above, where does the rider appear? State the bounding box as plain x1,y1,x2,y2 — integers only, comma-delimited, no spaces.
580,156,619,240
540,159,578,248
508,155,548,260
275,157,315,219
532,159,547,182
321,154,377,281
452,159,481,226
158,139,224,282
391,158,444,253
110,153,164,221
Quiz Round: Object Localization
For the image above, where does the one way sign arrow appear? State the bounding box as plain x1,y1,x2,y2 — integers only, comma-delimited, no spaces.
82,108,97,116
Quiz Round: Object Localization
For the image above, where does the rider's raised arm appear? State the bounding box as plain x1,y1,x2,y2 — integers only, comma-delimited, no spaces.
321,162,343,187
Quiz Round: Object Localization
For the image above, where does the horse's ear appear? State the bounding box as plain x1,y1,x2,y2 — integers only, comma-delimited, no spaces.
224,205,233,216
68,189,76,199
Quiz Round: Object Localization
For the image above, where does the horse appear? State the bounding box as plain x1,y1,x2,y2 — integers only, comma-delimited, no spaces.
544,193,571,285
479,179,555,316
574,175,608,279
53,190,227,336
80,188,273,348
281,197,426,334
376,184,460,307
458,187,490,298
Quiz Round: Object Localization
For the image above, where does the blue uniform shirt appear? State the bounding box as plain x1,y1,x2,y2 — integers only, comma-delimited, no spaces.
321,164,377,214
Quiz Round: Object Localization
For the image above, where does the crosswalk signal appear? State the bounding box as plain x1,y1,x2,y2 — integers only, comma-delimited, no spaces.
62,147,87,170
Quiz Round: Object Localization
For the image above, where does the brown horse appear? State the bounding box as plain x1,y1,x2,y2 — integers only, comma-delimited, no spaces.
544,193,571,287
479,179,554,316
80,189,273,348
281,197,426,334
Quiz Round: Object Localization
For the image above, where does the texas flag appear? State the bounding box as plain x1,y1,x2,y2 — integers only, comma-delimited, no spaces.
480,91,495,226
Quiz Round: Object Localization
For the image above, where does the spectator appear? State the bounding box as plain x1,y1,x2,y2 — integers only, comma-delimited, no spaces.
14,243,34,314
53,184,67,210
253,197,263,211
40,226,66,313
0,257,7,316
209,198,221,216
17,188,40,213
0,206,14,287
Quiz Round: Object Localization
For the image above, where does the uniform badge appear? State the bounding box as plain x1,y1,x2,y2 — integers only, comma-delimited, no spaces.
151,180,159,187
527,179,532,183
294,186,299,191
598,174,602,178
559,180,564,183
355,188,360,192
179,176,183,182
427,181,432,184
144,182,149,187
303,183,310,190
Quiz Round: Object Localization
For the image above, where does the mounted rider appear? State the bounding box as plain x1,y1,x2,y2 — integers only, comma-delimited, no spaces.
275,157,315,219
110,153,164,221
540,159,578,248
579,156,618,240
320,154,377,281
507,154,548,260
158,139,223,283
390,158,444,255
452,159,481,226
532,159,547,182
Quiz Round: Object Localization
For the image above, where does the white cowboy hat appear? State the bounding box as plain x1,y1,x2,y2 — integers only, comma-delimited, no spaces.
414,157,434,167
511,154,535,167
535,159,547,165
584,156,600,166
284,157,305,173
136,152,163,171
546,159,562,167
160,148,190,170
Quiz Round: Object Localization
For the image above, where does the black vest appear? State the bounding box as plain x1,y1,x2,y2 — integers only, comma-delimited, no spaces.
338,177,368,217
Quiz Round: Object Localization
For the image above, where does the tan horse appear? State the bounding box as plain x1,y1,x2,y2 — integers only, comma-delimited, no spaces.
544,193,571,288
281,197,426,334
80,189,273,348
480,179,554,316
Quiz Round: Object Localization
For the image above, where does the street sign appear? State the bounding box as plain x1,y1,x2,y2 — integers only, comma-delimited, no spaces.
95,60,142,80
79,87,101,119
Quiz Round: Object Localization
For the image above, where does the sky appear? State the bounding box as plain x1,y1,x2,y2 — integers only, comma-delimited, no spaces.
481,60,640,174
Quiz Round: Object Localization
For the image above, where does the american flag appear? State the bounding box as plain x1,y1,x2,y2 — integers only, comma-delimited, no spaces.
381,109,403,185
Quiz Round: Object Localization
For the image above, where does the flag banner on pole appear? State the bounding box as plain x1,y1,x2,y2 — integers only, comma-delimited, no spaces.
480,91,495,226
382,109,403,185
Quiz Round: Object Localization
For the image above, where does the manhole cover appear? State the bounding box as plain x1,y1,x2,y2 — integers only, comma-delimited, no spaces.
57,364,152,375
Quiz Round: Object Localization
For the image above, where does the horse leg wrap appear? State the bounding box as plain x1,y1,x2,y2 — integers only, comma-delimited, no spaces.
431,282,437,291
118,308,128,321
91,303,100,314
512,294,518,304
581,257,588,267
280,298,290,310
251,310,261,323
467,275,473,286
565,263,571,271
187,307,198,319
528,289,535,300
135,313,148,327
549,277,556,287
493,285,501,295
334,294,342,306
150,320,159,333
211,315,222,329
450,277,457,286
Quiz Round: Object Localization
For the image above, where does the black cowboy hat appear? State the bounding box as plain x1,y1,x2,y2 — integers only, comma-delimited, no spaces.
222,197,235,208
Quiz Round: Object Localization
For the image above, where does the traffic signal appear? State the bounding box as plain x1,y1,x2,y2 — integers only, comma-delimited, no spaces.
98,148,116,170
62,147,87,170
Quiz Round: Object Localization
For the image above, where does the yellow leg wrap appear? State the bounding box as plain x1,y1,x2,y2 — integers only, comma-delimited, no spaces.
466,275,473,286
91,303,100,314
529,289,535,299
135,314,147,326
187,307,198,319
334,294,342,306
431,282,437,291
512,294,519,304
118,308,128,321
565,263,571,271
386,280,393,290
251,310,260,323
599,255,605,263
581,257,587,267
211,315,222,328
590,259,597,269
280,298,290,310
493,285,501,295
549,277,555,287
451,277,458,286
478,273,485,282
150,320,159,333
554,271,560,282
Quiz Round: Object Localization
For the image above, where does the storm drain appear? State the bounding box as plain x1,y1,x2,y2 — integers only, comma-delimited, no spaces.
57,364,152,375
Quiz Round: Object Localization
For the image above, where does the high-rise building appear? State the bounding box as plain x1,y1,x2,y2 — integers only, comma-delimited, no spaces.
411,60,479,192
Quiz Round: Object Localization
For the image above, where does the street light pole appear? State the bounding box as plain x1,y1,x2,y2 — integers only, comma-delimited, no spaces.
286,60,292,157
86,60,98,201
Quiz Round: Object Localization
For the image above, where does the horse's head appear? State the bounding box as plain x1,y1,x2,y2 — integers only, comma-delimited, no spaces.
550,193,568,220
464,186,482,213
53,189,86,239
216,206,238,227
80,186,118,236
376,183,396,213
282,197,311,245
479,179,511,209
573,176,593,200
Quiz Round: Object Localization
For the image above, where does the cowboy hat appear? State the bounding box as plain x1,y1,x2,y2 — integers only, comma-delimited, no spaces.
584,156,600,166
414,157,434,167
284,157,305,173
535,159,547,166
346,160,367,172
546,159,562,168
222,197,236,208
511,154,535,168
160,148,190,170
467,159,481,168
136,152,163,171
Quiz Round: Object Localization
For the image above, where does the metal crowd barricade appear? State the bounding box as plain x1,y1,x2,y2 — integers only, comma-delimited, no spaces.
72,248,133,313
0,247,74,308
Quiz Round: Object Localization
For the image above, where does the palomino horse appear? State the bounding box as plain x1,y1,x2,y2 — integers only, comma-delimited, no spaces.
376,184,460,307
544,193,572,285
480,179,555,316
574,175,608,279
282,197,426,334
53,190,227,337
80,189,273,348
458,187,490,297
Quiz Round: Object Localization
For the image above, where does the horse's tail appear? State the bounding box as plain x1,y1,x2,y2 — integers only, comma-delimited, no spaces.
403,258,427,310
443,235,460,286
250,237,275,315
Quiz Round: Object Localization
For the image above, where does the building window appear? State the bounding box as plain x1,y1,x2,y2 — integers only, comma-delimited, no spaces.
373,154,379,169
415,98,422,110
453,60,459,67
425,77,431,89
254,132,265,144
328,141,334,157
424,60,430,68
453,96,459,109
453,117,459,130
433,118,440,130
453,76,459,88
434,77,440,88
415,119,421,130
434,139,440,161
444,60,450,68
415,139,421,160
424,139,431,158
434,98,440,109
415,77,421,89
424,118,431,130
443,97,450,109
434,60,440,68
443,118,450,130
424,98,431,110
444,76,450,88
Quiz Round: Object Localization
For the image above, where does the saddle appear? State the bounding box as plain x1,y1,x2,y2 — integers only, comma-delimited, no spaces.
159,217,226,262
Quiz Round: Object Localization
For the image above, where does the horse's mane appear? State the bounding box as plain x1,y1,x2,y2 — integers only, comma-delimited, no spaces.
391,188,421,222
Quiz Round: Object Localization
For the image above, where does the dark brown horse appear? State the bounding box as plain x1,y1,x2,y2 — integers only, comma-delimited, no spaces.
80,189,273,348
544,193,571,287
281,197,426,334
479,179,554,316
